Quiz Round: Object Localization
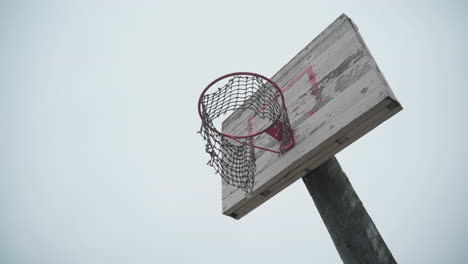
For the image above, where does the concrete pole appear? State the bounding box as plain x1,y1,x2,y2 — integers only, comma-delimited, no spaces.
302,157,397,264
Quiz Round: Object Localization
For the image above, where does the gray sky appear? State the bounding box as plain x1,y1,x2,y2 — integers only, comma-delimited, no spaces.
1,0,467,263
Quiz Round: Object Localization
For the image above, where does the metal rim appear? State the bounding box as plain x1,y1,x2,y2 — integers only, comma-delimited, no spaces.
198,72,288,139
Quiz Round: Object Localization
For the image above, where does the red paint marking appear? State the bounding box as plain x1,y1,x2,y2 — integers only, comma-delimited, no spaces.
281,65,317,93
247,65,319,135
306,109,318,117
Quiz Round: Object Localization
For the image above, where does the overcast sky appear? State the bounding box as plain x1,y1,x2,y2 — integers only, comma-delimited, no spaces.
1,1,467,263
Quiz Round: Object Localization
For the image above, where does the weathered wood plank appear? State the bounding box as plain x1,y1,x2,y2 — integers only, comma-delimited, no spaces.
226,98,401,218
220,14,402,219
222,24,368,199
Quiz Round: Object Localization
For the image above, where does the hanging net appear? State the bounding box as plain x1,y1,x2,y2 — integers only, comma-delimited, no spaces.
198,73,294,193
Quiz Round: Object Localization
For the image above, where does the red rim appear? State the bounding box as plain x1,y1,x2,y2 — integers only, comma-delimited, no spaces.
198,72,288,139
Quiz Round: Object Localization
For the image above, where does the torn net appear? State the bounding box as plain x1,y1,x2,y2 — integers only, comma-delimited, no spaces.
199,75,292,193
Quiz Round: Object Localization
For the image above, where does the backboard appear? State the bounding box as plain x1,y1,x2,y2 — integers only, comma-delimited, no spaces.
221,14,402,219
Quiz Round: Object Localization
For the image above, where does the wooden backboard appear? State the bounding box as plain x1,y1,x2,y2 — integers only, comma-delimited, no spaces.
221,14,402,219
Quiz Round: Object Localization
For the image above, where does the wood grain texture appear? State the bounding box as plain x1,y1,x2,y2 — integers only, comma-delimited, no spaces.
221,14,402,219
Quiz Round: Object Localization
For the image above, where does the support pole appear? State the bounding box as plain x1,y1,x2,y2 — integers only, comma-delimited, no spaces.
302,157,396,264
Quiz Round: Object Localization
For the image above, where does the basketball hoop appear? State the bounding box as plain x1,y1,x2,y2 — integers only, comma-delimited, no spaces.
198,72,295,192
